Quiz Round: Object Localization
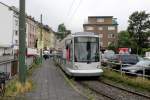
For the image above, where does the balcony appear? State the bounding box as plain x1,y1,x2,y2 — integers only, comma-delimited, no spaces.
112,18,118,25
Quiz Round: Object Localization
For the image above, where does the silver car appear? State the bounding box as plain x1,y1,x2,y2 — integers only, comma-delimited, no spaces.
122,60,150,74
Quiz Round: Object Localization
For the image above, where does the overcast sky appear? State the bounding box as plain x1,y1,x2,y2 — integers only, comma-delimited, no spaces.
1,0,150,32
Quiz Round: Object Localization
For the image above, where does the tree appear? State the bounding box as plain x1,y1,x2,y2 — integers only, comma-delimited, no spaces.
108,31,138,54
108,42,117,53
57,23,71,40
58,23,66,32
127,11,150,54
118,31,131,48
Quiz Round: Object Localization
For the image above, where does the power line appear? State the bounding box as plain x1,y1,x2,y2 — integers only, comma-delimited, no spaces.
66,0,75,19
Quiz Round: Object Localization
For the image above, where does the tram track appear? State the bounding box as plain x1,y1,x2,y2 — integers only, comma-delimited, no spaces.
98,80,150,99
54,59,150,100
77,80,116,100
76,79,150,100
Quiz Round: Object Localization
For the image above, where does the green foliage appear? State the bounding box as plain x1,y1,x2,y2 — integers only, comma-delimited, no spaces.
118,31,131,47
127,11,150,53
34,56,41,65
141,48,150,56
57,23,71,40
58,23,66,32
117,31,140,54
108,42,117,53
142,48,150,52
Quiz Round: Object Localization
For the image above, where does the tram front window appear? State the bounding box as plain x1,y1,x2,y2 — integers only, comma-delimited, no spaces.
74,37,99,63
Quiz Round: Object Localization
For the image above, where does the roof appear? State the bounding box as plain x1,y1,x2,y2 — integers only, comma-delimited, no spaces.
83,23,118,26
0,2,55,34
72,32,99,37
0,44,12,48
88,16,113,18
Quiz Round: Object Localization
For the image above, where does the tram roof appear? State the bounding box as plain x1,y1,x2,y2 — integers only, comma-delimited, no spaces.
72,32,99,37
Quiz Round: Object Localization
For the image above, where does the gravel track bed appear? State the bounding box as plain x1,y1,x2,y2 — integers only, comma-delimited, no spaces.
72,79,112,100
101,78,150,97
77,80,150,100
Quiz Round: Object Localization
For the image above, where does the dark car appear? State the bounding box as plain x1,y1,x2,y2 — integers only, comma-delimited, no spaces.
110,54,139,70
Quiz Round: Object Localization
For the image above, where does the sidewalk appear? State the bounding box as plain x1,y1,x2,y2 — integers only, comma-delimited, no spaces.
25,59,86,100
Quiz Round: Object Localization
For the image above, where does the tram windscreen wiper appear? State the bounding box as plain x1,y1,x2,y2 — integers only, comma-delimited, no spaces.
87,42,91,64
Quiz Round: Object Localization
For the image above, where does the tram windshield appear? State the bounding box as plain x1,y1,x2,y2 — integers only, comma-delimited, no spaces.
74,37,99,63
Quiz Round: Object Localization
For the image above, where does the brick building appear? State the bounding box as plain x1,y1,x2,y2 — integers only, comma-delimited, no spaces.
83,16,118,50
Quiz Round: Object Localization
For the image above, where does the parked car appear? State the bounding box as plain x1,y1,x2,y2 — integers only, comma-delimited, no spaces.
101,50,116,66
110,54,139,69
122,60,150,74
101,54,108,66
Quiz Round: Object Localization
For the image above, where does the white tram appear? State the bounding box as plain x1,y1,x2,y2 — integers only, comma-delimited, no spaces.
58,32,103,77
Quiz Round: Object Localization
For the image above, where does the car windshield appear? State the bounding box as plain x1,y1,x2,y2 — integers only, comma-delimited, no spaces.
120,55,138,63
74,37,99,62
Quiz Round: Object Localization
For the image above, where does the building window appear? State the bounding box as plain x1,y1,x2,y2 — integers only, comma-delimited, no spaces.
108,42,111,46
97,18,104,22
15,40,18,44
98,26,103,30
15,20,19,26
108,26,115,30
30,34,32,38
108,34,115,38
15,30,18,36
99,34,103,38
86,26,94,30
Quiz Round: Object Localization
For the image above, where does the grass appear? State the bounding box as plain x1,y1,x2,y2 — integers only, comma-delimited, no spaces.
4,79,33,97
102,68,150,92
4,57,41,97
27,62,40,77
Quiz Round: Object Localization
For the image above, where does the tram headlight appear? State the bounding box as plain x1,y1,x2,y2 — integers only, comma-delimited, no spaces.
74,65,78,70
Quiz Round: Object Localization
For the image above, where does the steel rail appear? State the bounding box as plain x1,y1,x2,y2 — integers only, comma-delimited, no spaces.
77,81,116,100
98,80,150,99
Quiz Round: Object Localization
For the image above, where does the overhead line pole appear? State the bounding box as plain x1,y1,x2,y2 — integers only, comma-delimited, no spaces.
40,14,43,64
19,0,26,83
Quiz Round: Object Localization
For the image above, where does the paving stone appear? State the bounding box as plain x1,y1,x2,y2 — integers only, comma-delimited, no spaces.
25,59,86,100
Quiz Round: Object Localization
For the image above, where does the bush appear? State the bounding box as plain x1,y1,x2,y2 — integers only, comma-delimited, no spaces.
34,56,41,65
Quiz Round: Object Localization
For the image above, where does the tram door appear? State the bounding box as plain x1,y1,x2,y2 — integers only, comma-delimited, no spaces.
65,39,73,68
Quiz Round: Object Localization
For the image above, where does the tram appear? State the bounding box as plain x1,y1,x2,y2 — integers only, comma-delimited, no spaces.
57,32,103,77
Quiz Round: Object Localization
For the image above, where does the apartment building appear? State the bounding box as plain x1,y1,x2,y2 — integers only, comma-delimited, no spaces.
83,16,118,50
0,3,18,56
36,24,56,51
0,2,56,56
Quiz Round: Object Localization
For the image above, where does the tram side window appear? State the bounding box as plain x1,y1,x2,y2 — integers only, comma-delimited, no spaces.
65,40,73,62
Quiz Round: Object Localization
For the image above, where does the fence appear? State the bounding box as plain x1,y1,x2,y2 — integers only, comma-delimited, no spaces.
104,61,150,79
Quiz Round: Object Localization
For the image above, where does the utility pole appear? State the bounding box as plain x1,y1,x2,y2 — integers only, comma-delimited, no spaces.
19,0,26,83
40,14,43,64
